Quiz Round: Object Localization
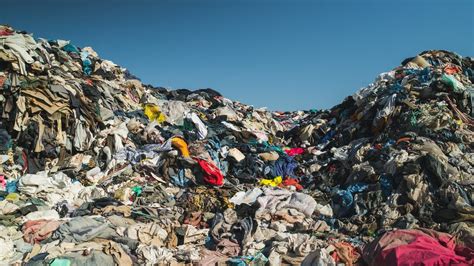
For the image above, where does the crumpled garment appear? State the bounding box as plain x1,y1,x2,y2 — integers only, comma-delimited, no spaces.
175,224,209,245
216,239,241,257
258,151,279,161
52,216,118,243
196,158,224,186
186,112,208,140
279,177,303,191
22,219,62,244
210,209,238,243
285,147,304,156
159,100,190,125
333,182,368,217
171,136,190,157
119,222,168,246
227,148,245,162
229,188,263,205
373,93,397,130
199,249,230,266
24,210,60,222
17,172,84,206
331,242,360,266
442,74,465,92
136,245,176,264
101,239,133,266
256,188,317,218
0,225,23,262
363,229,473,266
272,156,298,177
273,233,324,258
302,248,336,266
143,104,166,123
259,176,282,187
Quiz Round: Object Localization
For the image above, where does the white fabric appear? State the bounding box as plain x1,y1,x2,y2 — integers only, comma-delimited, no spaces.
186,112,208,139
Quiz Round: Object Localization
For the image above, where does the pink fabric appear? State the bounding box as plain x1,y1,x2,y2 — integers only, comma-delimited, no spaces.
0,175,5,189
0,29,13,36
285,147,304,156
23,219,62,244
363,229,473,266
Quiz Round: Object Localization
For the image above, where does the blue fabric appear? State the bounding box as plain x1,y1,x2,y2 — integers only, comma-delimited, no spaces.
334,182,368,217
227,258,247,266
419,67,431,84
272,156,297,177
384,139,396,148
389,82,403,93
170,169,190,187
321,130,335,143
6,180,17,193
379,175,392,197
206,138,228,175
204,236,214,249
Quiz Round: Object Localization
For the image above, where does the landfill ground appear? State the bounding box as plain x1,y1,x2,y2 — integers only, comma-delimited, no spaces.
0,25,473,265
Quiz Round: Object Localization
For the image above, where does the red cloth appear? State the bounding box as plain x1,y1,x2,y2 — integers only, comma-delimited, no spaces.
285,147,304,156
0,28,13,36
363,229,473,266
279,178,303,191
196,158,224,186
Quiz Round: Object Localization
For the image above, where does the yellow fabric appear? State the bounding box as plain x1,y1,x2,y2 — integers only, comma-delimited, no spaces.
5,193,20,202
259,176,283,187
171,137,190,157
143,104,166,123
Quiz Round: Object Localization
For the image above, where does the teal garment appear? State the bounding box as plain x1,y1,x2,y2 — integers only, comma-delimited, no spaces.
80,51,92,76
252,253,269,265
227,257,249,266
28,198,48,206
227,253,268,266
62,44,80,54
441,74,464,92
248,140,284,154
132,186,143,197
53,251,114,266
50,258,71,266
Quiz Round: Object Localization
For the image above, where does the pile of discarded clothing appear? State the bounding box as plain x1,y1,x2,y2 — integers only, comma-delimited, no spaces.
0,25,473,265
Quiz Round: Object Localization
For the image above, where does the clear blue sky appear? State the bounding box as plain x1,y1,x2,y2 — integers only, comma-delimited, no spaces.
3,0,473,111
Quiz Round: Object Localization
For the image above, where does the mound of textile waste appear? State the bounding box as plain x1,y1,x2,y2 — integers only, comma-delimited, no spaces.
0,25,473,265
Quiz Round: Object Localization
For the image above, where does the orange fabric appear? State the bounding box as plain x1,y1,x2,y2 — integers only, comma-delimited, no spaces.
171,137,190,157
444,65,461,75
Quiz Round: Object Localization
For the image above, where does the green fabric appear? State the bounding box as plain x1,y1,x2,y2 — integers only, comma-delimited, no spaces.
131,186,142,197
